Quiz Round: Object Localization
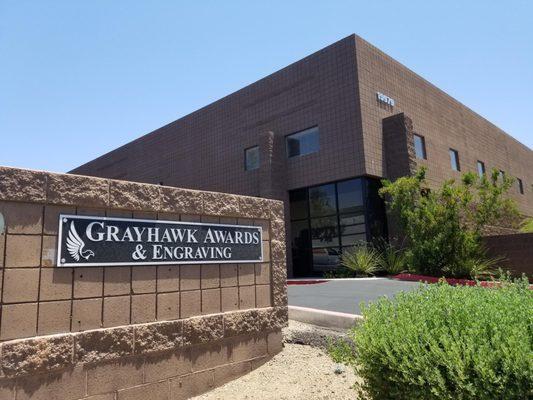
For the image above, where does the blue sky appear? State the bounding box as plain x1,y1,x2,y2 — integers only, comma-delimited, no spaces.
1,1,532,173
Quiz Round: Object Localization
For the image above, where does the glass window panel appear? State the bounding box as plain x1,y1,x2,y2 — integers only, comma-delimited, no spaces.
414,134,427,159
289,188,308,220
340,234,367,246
244,146,259,171
286,126,319,158
337,179,364,214
310,216,339,247
364,177,388,241
291,220,310,250
340,213,365,226
518,178,524,194
309,184,337,217
312,247,341,271
477,160,485,177
340,223,366,236
449,149,460,171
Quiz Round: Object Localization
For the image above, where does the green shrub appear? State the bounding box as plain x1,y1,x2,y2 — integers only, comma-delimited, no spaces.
520,217,533,233
379,167,519,278
336,279,533,399
341,245,382,276
379,245,408,275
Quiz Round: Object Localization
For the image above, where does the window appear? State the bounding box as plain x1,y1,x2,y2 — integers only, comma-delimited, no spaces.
289,189,308,220
309,184,336,217
337,179,363,214
413,134,427,159
477,161,485,177
449,149,460,171
244,146,259,171
518,178,524,194
288,177,388,276
286,126,319,158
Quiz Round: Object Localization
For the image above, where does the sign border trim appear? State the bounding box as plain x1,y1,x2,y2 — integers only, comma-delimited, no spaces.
56,214,264,267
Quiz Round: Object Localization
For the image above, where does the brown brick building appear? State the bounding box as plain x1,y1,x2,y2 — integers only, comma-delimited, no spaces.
72,35,533,277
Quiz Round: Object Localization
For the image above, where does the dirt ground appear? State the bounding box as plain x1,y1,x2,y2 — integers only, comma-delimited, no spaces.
192,339,358,399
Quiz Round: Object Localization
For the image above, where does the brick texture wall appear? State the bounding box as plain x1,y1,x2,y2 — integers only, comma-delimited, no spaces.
70,34,532,271
484,233,533,278
71,36,364,199
355,36,533,216
0,166,288,400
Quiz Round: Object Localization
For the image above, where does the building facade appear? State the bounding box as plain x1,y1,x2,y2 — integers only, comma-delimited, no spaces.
72,35,533,277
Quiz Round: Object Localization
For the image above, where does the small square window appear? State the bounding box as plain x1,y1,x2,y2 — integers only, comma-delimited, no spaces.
244,146,259,171
413,134,427,159
449,149,460,171
517,178,524,194
477,161,485,177
286,126,319,158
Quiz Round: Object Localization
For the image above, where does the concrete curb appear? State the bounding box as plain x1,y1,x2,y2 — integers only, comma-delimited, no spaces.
288,305,363,330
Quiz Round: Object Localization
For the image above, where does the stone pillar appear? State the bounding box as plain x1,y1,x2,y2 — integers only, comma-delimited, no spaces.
382,113,418,242
382,113,417,181
258,131,292,276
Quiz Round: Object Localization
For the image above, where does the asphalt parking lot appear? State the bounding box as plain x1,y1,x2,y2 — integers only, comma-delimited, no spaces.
288,278,420,315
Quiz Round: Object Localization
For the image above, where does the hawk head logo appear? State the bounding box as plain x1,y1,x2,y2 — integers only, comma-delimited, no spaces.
66,222,95,261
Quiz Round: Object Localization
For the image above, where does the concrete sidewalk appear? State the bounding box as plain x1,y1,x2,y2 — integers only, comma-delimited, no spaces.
288,277,419,315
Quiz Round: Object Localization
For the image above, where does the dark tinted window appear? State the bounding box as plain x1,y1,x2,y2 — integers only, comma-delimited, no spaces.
309,184,336,217
340,234,367,246
244,146,259,171
337,179,363,214
291,220,310,250
413,134,427,159
310,216,339,248
289,189,308,220
312,247,341,271
289,177,388,277
286,126,319,158
449,149,460,171
477,161,485,177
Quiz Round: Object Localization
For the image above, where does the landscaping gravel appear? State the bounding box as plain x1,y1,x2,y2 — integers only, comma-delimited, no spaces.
193,321,358,400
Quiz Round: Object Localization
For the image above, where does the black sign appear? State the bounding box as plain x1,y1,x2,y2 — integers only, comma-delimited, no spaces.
57,215,263,267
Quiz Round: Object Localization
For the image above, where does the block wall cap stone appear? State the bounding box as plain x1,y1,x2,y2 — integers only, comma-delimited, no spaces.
202,192,240,217
269,201,284,221
134,320,184,354
159,186,203,214
74,326,134,363
0,167,284,220
182,314,224,345
238,197,270,219
47,173,109,207
109,180,160,211
0,166,47,203
1,334,73,377
223,310,263,337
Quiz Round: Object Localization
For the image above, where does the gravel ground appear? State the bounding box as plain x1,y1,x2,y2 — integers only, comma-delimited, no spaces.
192,321,358,400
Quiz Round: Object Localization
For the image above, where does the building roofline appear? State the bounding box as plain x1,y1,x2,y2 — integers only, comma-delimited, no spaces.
354,35,531,153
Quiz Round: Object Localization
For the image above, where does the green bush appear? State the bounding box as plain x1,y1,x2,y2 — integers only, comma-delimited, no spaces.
520,217,533,233
332,279,533,399
378,244,408,275
379,167,518,278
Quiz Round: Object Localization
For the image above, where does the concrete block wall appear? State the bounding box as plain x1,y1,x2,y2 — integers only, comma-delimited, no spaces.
0,166,288,400
484,233,533,278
